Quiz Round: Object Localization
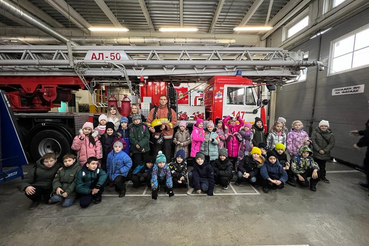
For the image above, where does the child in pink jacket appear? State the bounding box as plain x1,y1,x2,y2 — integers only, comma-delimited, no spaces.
223,116,244,167
215,118,227,149
72,122,103,166
190,119,205,158
286,120,310,158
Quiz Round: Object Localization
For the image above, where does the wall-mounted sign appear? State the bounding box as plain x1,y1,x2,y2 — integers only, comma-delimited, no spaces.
332,84,365,96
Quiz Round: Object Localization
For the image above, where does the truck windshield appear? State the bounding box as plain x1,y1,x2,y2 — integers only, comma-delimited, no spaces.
227,87,255,105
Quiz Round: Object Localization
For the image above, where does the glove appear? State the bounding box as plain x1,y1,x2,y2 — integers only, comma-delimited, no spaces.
152,189,158,200
167,188,174,197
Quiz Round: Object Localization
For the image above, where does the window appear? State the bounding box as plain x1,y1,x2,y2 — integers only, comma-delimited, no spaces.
227,87,245,105
333,0,347,8
287,16,309,38
330,25,369,75
246,88,256,105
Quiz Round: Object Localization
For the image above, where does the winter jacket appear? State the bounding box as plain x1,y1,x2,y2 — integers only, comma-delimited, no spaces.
213,157,233,178
107,115,121,131
192,162,215,195
128,114,146,125
260,159,288,183
311,127,336,161
216,127,227,149
71,129,103,166
18,159,62,191
151,164,173,190
190,125,205,157
173,129,191,159
116,127,130,155
146,105,177,140
106,150,132,181
52,160,82,198
252,124,266,147
238,155,265,177
201,130,219,161
76,165,108,195
286,129,309,157
223,116,244,157
275,151,289,167
129,122,150,154
266,131,286,151
291,146,320,174
238,129,253,160
133,163,153,175
169,160,188,180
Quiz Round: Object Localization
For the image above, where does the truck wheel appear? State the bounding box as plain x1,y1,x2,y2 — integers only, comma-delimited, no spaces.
30,130,70,162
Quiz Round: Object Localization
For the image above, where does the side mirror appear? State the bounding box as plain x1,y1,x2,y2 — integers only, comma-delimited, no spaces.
262,99,269,105
266,84,276,91
252,109,258,114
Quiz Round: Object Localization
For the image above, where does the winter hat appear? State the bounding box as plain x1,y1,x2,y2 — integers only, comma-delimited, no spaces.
145,156,155,164
250,147,261,156
195,152,205,160
120,117,128,123
215,118,222,126
244,122,252,129
258,142,267,149
274,143,286,151
132,115,141,121
196,118,204,126
82,122,94,130
98,114,108,123
292,120,303,128
156,151,166,163
277,117,286,123
267,150,277,159
207,120,215,128
219,148,228,157
254,117,263,124
319,120,330,127
106,122,115,130
175,149,185,159
179,121,187,128
113,140,123,148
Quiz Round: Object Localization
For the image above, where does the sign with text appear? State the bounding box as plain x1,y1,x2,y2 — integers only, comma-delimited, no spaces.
332,84,365,96
84,51,129,61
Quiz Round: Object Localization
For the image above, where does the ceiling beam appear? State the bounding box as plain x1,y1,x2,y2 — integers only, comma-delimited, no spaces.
180,0,183,26
93,0,122,27
238,0,264,26
209,0,225,33
10,0,64,28
267,0,302,26
137,0,154,30
265,0,274,25
0,9,31,26
44,0,91,34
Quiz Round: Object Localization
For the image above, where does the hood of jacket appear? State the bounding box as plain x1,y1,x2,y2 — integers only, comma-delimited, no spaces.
79,128,99,138
299,145,313,156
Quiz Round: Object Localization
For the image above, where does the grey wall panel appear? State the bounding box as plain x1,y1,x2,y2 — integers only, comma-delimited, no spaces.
268,8,369,165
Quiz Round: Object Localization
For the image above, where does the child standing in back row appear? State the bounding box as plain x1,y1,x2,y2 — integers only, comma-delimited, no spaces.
190,119,205,159
95,114,108,136
266,121,286,151
223,116,244,167
215,118,227,150
286,120,310,159
117,117,130,155
201,121,219,166
173,121,191,159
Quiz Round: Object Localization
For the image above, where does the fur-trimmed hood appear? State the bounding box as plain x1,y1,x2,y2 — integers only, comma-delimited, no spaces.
79,128,99,138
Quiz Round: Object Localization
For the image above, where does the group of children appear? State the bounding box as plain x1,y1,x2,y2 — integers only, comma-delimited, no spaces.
19,108,336,209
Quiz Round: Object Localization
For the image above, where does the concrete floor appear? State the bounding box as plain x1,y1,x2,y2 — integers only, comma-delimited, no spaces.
0,162,369,246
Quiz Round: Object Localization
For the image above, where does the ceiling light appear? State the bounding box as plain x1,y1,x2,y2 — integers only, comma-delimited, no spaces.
233,26,273,31
89,27,129,32
159,27,198,32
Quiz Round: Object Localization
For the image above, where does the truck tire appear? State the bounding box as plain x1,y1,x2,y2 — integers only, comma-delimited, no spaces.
30,129,70,162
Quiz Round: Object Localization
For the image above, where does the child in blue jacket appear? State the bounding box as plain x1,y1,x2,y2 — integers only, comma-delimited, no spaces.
117,116,130,155
260,151,288,193
151,151,174,200
106,139,132,197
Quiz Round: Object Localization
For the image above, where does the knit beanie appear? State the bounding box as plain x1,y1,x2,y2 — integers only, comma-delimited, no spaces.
277,117,286,123
179,121,187,128
267,150,277,159
195,152,205,160
292,120,303,128
196,118,204,126
156,151,166,163
258,142,267,149
250,147,261,156
319,120,330,127
244,122,252,129
145,156,155,164
106,122,115,130
120,117,128,123
98,114,108,123
207,120,214,128
113,140,123,148
219,148,228,157
274,143,286,151
82,122,94,130
132,115,141,122
175,149,185,159
254,117,263,124
215,118,222,126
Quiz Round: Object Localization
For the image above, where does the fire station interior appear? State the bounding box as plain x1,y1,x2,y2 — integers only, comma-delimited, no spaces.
0,0,368,245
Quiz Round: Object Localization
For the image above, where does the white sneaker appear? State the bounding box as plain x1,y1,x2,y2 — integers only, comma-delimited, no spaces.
222,185,228,190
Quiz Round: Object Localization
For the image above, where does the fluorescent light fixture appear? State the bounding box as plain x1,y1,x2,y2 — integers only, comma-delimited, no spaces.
89,27,129,32
233,26,273,31
159,27,198,32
